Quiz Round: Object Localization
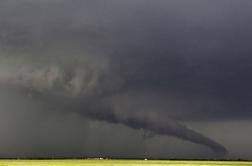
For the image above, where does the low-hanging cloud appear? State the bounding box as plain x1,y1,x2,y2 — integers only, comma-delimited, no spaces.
0,55,227,155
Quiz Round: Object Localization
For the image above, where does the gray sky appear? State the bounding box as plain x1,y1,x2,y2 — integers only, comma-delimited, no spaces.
0,0,252,159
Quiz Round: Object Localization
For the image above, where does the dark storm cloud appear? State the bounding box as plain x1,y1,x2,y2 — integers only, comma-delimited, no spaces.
1,0,252,158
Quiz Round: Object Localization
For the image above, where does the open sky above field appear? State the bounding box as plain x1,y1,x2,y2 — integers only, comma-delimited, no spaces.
0,0,252,160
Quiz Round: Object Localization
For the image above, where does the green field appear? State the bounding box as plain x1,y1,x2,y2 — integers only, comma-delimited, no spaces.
0,160,251,166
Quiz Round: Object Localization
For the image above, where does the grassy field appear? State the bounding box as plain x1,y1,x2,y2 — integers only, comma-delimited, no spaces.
0,160,252,166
